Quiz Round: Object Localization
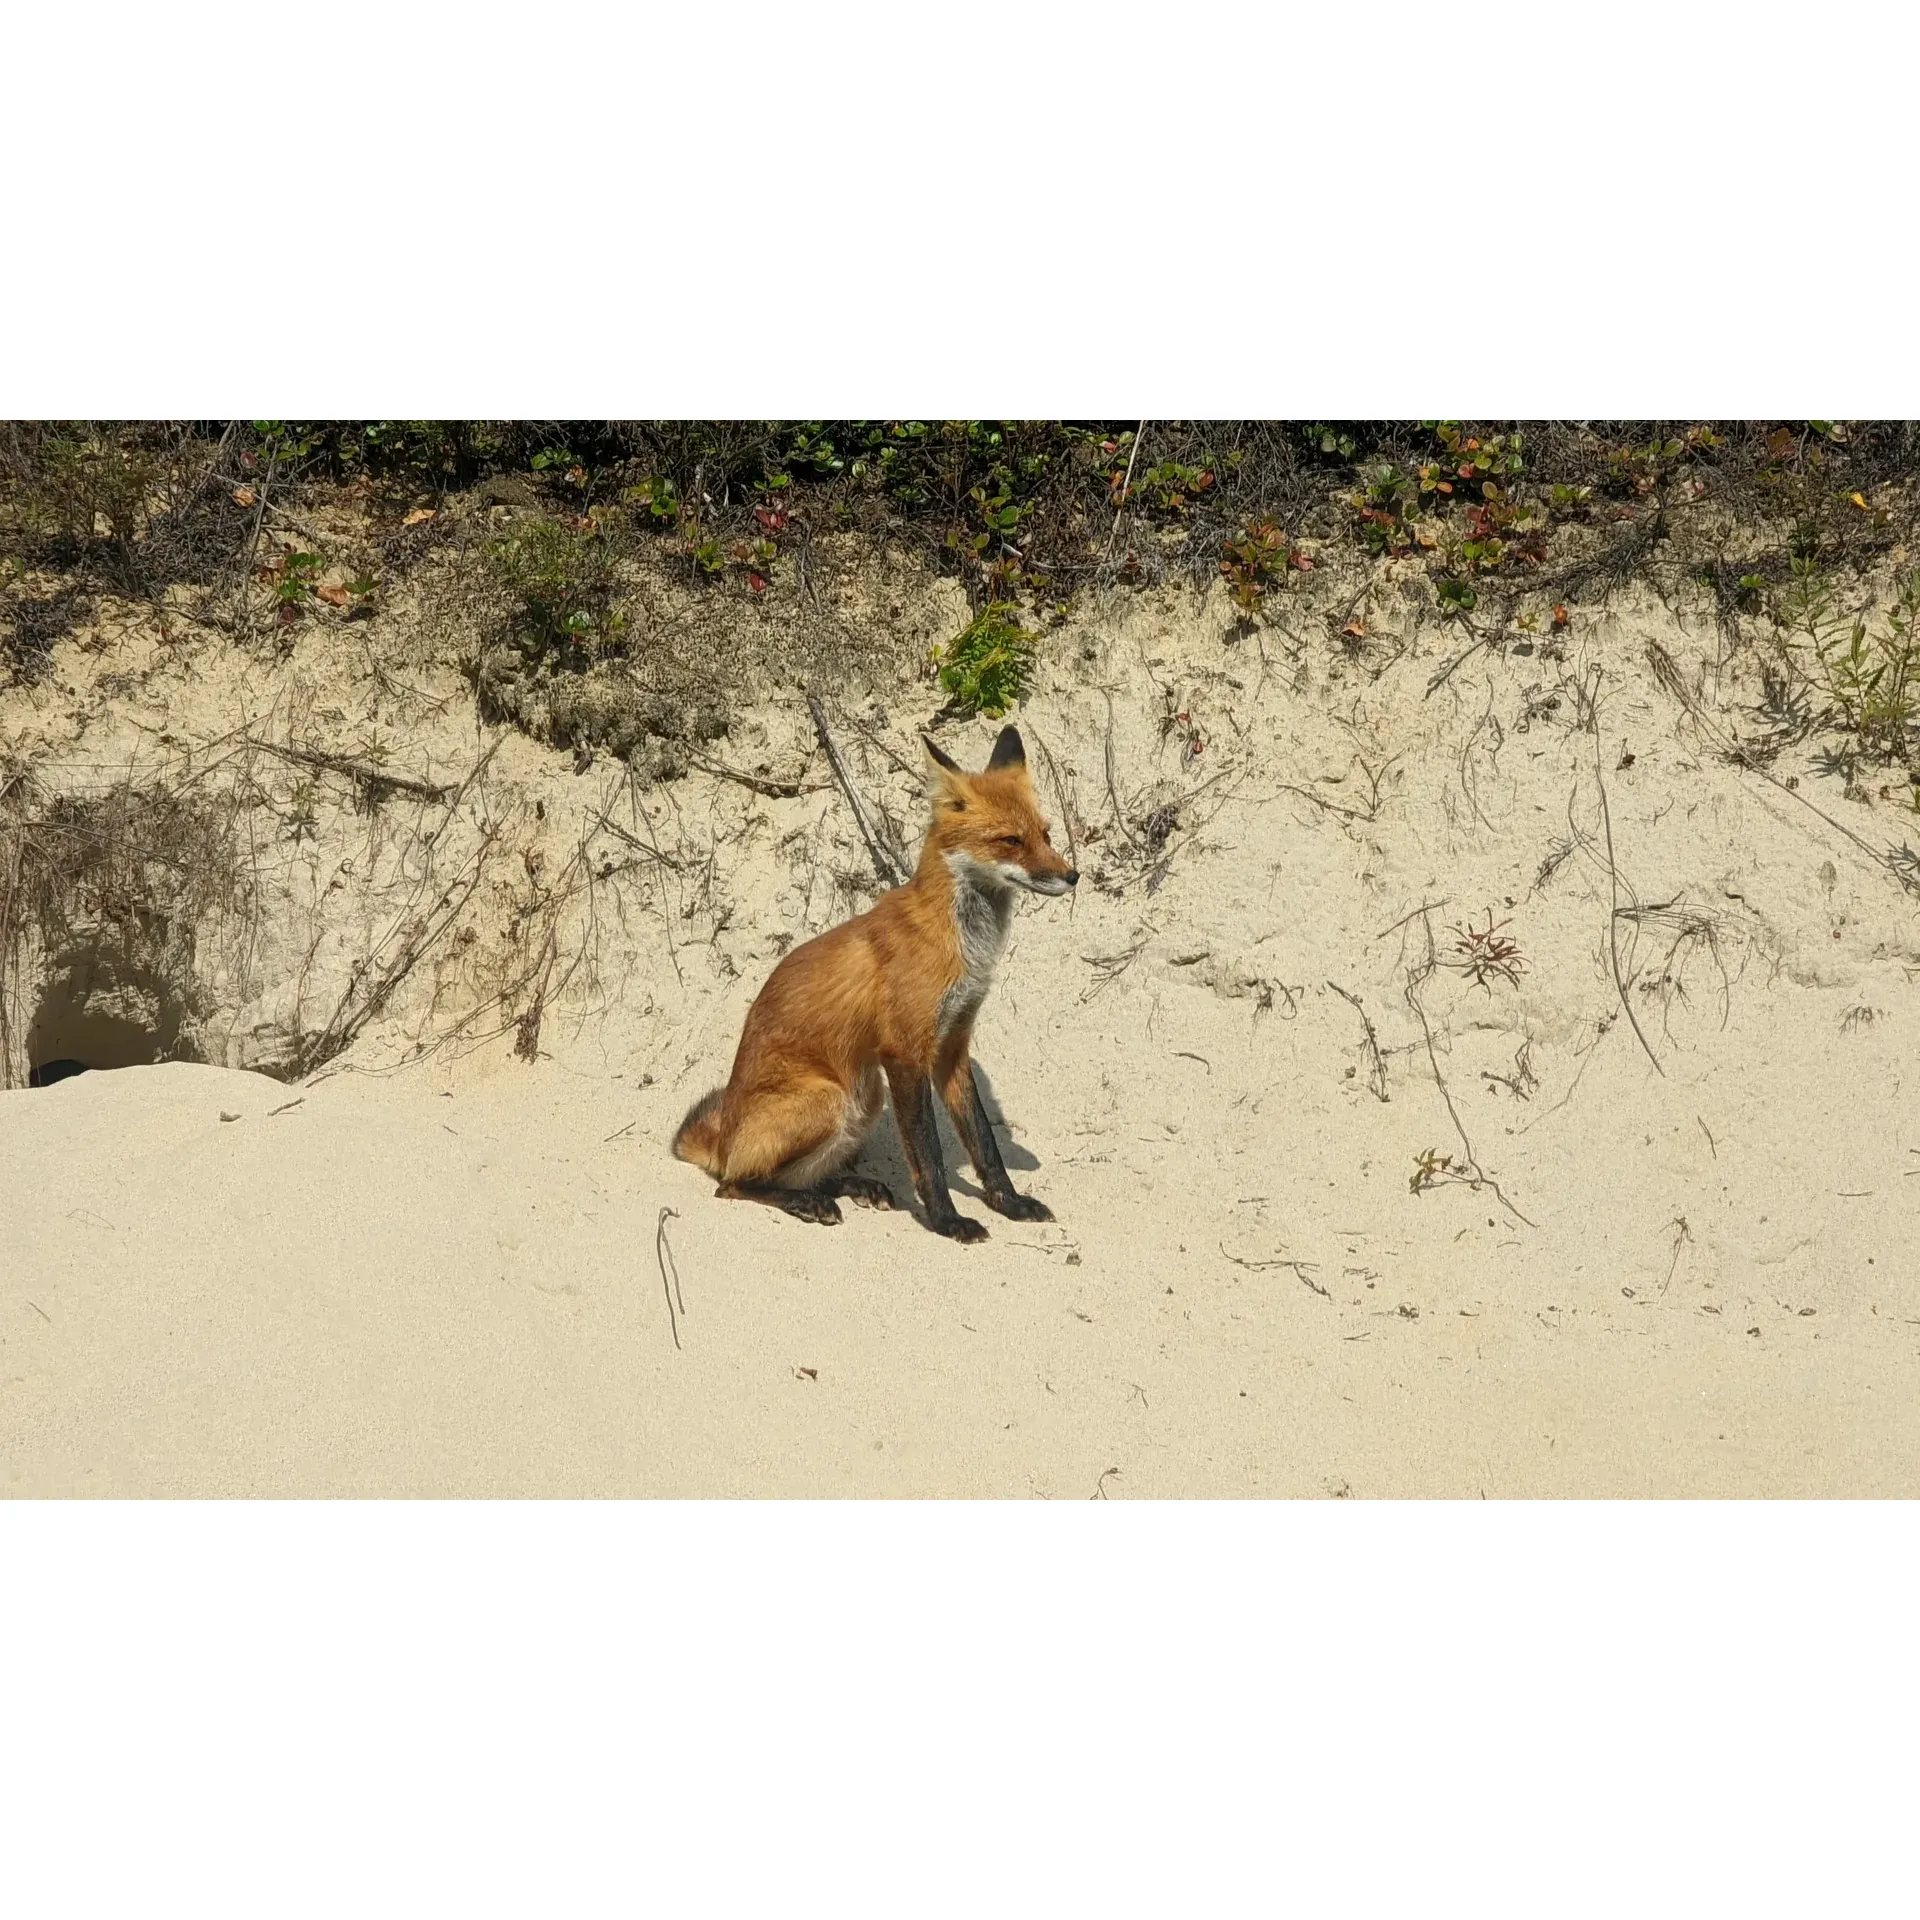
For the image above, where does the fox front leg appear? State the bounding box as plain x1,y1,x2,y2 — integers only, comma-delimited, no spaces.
885,1064,988,1244
942,1058,1054,1224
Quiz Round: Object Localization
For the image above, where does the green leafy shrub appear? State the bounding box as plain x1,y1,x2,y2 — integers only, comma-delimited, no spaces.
968,478,1031,544
1220,520,1298,612
783,424,846,478
729,537,778,592
1134,461,1216,514
1349,465,1421,555
938,603,1035,717
1458,487,1546,573
9,427,157,549
1782,565,1920,762
271,551,322,621
486,518,626,666
298,421,505,489
1600,426,1718,498
1419,423,1524,501
1300,423,1361,461
624,476,681,525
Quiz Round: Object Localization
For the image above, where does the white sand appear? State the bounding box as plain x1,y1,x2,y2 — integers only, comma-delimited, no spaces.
6,583,1920,1494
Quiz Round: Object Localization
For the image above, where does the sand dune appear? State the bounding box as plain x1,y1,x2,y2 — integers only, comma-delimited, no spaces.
7,583,1920,1495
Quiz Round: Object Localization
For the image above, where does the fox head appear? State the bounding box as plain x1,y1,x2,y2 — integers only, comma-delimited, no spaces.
923,726,1079,897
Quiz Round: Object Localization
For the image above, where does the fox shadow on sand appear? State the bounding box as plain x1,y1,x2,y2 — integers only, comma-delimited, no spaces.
851,1061,1043,1202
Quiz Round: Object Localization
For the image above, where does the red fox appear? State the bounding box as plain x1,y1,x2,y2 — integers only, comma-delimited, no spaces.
673,724,1076,1241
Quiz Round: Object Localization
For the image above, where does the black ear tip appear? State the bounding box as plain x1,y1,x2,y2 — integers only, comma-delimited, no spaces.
923,733,963,775
986,725,1026,770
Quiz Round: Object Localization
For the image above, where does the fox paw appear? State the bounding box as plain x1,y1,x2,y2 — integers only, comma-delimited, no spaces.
933,1214,989,1245
989,1191,1053,1223
788,1192,844,1225
830,1176,897,1211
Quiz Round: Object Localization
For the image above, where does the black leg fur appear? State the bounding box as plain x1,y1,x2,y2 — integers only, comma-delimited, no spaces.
819,1173,898,1210
884,1066,988,1243
947,1064,1053,1223
717,1180,843,1224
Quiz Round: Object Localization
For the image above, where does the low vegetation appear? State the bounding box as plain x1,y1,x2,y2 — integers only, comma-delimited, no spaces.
1774,564,1920,769
5,421,1919,794
937,603,1035,717
486,515,628,670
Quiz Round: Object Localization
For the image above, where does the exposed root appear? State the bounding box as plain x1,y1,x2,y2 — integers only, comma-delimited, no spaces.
1393,904,1535,1228
1325,980,1389,1102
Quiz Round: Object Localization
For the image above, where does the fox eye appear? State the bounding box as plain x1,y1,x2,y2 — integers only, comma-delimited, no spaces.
995,833,1023,849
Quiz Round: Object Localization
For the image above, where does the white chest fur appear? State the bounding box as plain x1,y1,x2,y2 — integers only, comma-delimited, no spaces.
938,853,1015,1037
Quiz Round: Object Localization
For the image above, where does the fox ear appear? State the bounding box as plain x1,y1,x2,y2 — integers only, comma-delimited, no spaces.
922,734,968,808
985,725,1026,771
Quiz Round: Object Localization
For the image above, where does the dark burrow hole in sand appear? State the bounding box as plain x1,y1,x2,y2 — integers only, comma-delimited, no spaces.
24,947,198,1088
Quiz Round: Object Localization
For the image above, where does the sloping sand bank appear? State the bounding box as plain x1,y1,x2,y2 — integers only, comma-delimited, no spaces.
8,963,1919,1497
6,585,1920,1495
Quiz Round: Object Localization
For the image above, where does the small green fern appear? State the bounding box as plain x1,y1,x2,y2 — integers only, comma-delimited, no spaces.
938,603,1035,717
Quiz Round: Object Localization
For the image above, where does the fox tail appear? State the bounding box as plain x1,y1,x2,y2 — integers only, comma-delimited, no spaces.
672,1088,726,1175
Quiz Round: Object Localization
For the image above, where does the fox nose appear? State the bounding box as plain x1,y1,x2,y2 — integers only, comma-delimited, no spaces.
1064,869,1079,887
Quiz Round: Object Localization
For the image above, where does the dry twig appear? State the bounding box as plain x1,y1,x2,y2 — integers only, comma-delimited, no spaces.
807,693,907,887
244,735,452,805
1393,905,1535,1226
684,746,812,799
1220,1243,1331,1297
1586,670,1666,1076
1326,980,1389,1102
656,1205,685,1351
1105,420,1147,561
